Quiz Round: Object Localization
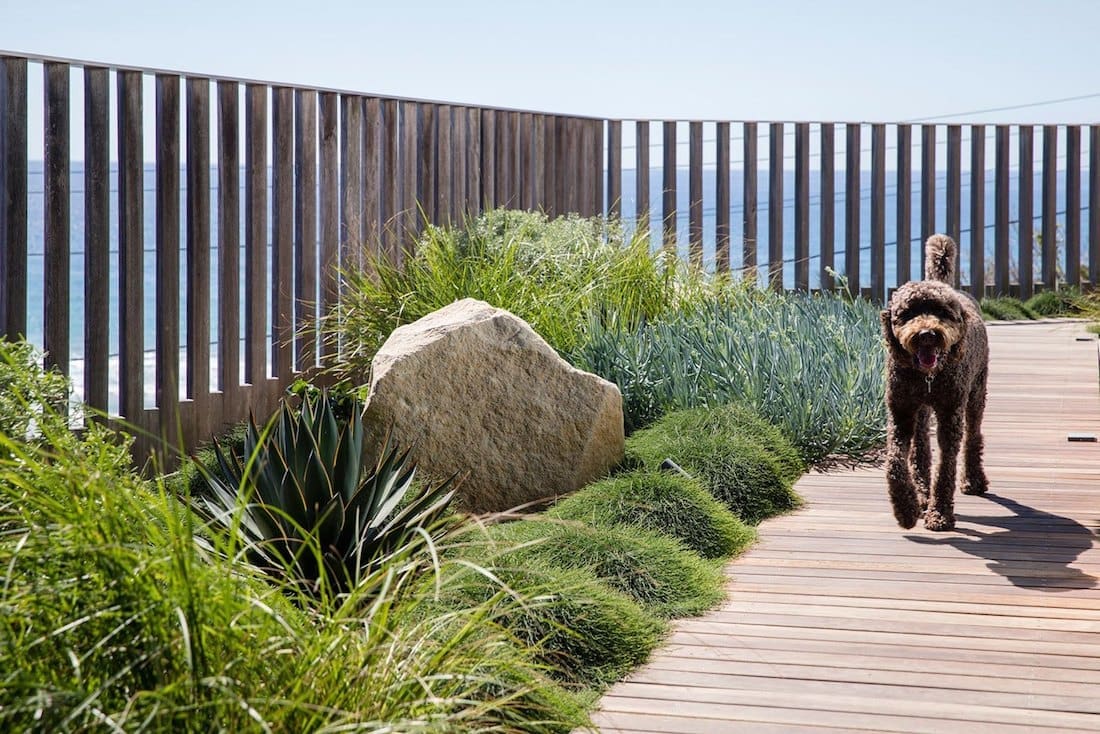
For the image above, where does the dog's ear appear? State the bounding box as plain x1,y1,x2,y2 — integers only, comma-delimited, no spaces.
880,310,907,359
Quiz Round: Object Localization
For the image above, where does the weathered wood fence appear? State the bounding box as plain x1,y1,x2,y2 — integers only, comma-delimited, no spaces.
0,51,1097,459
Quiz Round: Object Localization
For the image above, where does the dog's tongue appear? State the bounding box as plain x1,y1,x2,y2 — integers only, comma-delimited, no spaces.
917,346,938,370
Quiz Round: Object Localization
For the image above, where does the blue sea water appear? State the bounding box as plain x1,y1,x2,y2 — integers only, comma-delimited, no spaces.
22,162,1092,412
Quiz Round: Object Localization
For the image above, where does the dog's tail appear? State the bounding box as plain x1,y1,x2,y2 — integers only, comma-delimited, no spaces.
924,234,957,284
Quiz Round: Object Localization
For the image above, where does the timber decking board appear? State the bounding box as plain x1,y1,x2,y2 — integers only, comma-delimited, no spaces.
590,322,1100,733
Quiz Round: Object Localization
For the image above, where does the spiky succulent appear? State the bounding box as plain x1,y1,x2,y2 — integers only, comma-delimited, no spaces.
195,390,458,599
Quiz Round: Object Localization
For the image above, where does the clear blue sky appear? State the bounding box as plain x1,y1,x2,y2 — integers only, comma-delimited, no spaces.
3,0,1100,124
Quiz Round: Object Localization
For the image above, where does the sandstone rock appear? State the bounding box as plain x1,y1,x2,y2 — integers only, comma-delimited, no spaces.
364,298,624,514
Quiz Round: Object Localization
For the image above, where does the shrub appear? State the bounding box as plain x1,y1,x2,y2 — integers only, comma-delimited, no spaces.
324,209,688,379
570,289,885,463
625,406,802,524
483,518,725,618
980,297,1036,321
1024,287,1084,317
194,391,458,603
0,339,71,445
548,470,755,560
442,562,665,688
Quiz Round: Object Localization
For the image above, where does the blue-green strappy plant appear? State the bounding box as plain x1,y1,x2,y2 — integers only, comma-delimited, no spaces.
195,391,458,600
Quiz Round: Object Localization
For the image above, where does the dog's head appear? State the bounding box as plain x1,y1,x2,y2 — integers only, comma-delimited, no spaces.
882,281,967,374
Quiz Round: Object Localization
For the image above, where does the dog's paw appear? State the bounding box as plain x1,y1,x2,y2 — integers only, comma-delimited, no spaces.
893,505,921,530
961,474,989,495
924,510,956,532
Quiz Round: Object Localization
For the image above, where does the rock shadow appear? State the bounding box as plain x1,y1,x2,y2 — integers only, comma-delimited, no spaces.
907,492,1098,591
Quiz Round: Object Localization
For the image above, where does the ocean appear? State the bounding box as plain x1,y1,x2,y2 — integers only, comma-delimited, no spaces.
21,162,1091,413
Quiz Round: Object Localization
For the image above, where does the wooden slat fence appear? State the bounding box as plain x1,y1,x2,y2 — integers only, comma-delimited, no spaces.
0,50,1097,462
0,51,602,463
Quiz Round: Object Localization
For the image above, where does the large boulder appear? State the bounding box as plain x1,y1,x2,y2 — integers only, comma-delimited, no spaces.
364,299,624,514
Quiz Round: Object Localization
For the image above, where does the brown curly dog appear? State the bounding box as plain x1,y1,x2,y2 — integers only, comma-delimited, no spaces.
881,234,989,531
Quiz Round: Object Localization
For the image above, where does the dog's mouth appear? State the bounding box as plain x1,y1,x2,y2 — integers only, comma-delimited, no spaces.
915,345,941,371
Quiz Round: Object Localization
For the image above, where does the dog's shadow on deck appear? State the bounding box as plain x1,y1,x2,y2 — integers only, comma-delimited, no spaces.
906,493,1098,591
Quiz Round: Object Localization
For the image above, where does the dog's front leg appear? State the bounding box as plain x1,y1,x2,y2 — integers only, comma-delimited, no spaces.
886,409,921,529
926,407,963,531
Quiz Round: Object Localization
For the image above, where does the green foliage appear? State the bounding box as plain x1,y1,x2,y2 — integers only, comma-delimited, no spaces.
0,395,589,731
1023,287,1085,317
980,296,1037,321
195,391,458,602
443,561,665,688
625,406,802,524
548,469,756,560
325,209,689,378
0,339,71,446
483,518,725,618
569,289,886,463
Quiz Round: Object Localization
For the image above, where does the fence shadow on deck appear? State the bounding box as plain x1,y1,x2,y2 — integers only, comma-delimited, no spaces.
907,492,1097,591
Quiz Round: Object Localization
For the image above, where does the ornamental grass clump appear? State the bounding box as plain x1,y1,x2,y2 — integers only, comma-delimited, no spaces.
980,296,1036,321
548,469,755,560
442,561,665,688
325,208,686,379
484,518,725,618
571,288,886,464
625,405,802,524
195,390,458,604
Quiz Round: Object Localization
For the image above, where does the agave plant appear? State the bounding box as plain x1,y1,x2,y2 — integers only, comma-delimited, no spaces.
195,390,458,600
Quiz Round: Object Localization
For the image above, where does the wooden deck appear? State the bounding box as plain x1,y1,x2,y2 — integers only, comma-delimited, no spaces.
591,321,1100,733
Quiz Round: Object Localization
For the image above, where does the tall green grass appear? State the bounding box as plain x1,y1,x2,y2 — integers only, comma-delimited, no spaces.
0,358,588,732
324,209,693,379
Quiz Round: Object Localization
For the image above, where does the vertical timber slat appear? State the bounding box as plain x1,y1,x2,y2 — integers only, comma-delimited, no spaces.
44,62,70,377
1042,125,1057,289
896,124,912,285
480,109,495,211
118,70,144,422
689,121,703,265
271,87,294,382
794,122,809,291
155,73,181,449
1018,126,1034,298
662,120,676,250
743,122,758,282
185,76,211,444
363,96,382,257
294,89,318,371
768,122,784,290
318,92,338,359
607,120,622,217
921,124,937,275
994,125,1010,295
340,95,362,291
871,123,885,302
845,123,860,294
217,80,241,401
401,102,419,242
0,57,28,339
436,105,453,224
946,125,961,250
1065,125,1081,288
84,66,110,413
820,123,834,291
716,121,731,273
245,84,268,387
382,99,400,259
635,120,650,233
970,125,985,297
